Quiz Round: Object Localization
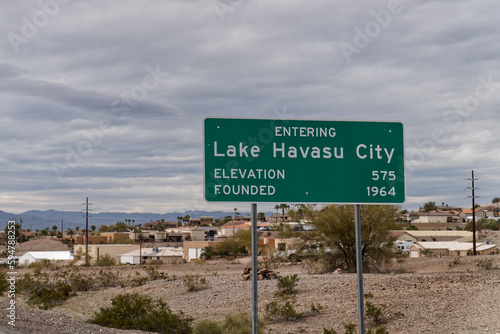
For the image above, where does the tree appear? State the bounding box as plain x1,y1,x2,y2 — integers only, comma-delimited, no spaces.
3,223,28,243
279,204,290,216
67,228,74,246
52,225,58,233
299,205,398,273
492,197,500,204
200,246,215,260
422,201,437,212
91,225,96,232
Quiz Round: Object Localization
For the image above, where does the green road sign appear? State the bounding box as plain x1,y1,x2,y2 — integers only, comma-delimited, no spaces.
204,118,405,203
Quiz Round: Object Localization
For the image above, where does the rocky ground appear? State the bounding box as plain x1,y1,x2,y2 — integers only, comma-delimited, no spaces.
1,239,499,334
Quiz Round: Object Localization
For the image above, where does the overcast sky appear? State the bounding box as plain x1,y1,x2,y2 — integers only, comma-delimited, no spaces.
2,0,500,214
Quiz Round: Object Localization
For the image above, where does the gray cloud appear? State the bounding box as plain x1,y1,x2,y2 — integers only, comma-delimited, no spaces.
2,0,500,213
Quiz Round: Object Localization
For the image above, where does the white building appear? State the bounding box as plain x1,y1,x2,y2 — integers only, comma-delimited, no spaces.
18,251,73,266
119,247,184,264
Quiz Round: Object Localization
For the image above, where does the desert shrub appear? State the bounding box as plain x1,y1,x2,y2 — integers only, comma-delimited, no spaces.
310,302,324,313
449,257,461,267
476,258,499,270
68,272,95,291
183,274,209,292
0,270,9,295
17,274,75,309
366,327,389,334
28,260,51,269
301,259,331,274
221,312,264,334
265,299,303,321
144,264,168,280
365,301,388,325
343,323,356,334
88,293,193,333
275,274,299,297
323,328,338,334
98,254,116,266
128,271,149,287
193,319,222,334
96,269,123,288
420,249,434,257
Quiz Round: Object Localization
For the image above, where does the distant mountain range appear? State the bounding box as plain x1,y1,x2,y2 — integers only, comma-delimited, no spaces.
0,209,273,231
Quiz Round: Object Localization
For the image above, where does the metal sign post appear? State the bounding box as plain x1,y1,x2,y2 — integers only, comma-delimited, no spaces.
354,204,365,334
251,203,258,334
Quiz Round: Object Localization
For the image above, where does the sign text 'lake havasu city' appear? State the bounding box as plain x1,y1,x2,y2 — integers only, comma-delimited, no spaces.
204,118,405,204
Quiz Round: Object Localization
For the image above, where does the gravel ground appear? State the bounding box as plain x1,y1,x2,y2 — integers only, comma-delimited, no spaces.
1,246,499,333
1,256,500,334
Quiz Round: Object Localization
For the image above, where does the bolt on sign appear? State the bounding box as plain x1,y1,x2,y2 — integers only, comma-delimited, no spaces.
204,118,405,204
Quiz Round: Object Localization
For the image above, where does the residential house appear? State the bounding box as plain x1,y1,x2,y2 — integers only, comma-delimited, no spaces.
183,240,221,262
459,209,486,221
409,241,498,258
414,211,460,223
119,247,184,264
394,230,474,243
73,244,139,264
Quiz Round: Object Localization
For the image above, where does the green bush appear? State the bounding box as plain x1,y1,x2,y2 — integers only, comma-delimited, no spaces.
68,272,94,291
343,323,356,334
365,301,388,325
183,274,209,292
193,319,222,334
17,274,75,309
275,274,299,297
323,328,338,334
265,299,303,321
88,293,193,333
98,254,116,266
222,312,264,334
96,269,123,287
476,258,499,270
0,270,9,295
28,260,51,269
144,265,168,280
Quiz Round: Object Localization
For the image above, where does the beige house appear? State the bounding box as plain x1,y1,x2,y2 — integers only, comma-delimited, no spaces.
414,212,460,223
99,232,130,243
409,242,498,258
73,244,139,264
395,230,474,243
119,247,184,264
459,209,486,221
183,240,221,262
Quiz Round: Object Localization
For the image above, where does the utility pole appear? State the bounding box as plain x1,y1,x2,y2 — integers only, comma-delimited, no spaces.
19,218,23,244
467,170,479,255
61,218,64,235
81,197,93,265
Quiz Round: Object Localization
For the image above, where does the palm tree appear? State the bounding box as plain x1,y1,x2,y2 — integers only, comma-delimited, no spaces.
67,228,74,247
234,208,238,219
279,204,290,217
274,204,280,222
